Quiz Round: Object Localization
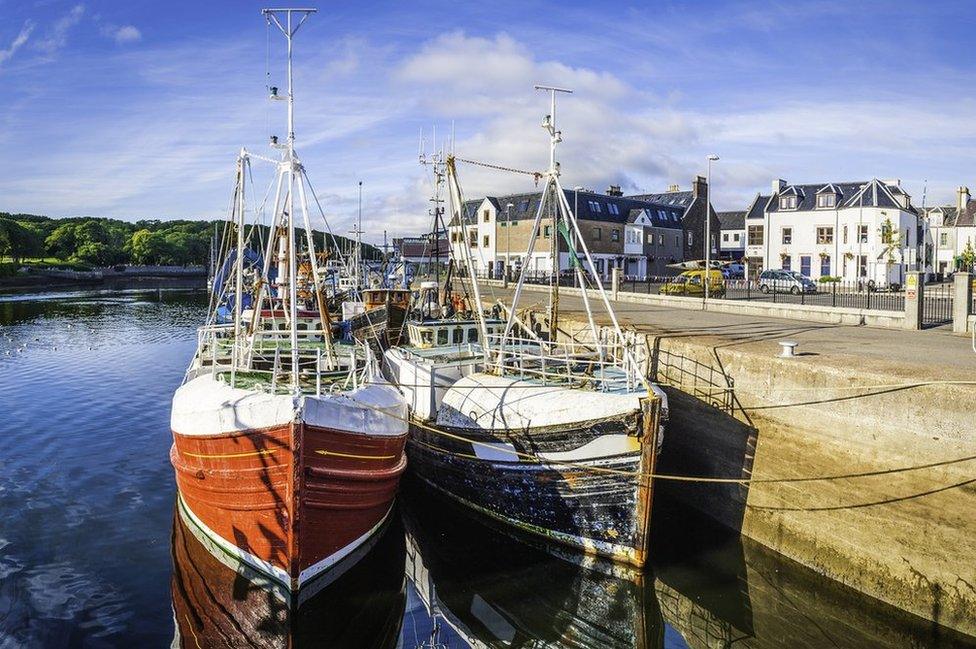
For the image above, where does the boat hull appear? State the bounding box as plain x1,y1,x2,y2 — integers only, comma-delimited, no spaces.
406,405,661,566
170,375,408,591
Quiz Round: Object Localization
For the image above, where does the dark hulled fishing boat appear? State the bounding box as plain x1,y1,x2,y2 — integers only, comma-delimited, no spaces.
391,96,668,568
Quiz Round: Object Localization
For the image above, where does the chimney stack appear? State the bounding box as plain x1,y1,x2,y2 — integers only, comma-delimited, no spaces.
957,186,970,213
667,183,680,192
692,175,707,198
772,179,787,194
606,184,623,197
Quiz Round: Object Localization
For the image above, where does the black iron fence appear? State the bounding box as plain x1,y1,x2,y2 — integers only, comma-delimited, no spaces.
473,269,967,322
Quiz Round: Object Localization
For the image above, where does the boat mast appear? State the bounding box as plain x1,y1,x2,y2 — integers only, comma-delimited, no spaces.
264,7,316,389
536,85,571,342
233,149,246,377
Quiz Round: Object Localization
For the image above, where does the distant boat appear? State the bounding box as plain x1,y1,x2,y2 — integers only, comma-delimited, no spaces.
169,8,408,595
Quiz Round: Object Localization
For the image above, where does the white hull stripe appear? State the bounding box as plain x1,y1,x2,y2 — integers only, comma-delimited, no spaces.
177,493,393,591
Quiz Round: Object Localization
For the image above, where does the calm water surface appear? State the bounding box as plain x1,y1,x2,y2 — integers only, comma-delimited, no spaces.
0,283,970,648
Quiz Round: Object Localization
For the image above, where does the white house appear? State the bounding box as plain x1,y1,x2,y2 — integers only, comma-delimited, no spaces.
717,210,745,259
448,198,497,275
744,178,926,285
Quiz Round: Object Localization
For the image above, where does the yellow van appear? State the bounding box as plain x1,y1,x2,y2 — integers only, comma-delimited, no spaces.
659,269,726,297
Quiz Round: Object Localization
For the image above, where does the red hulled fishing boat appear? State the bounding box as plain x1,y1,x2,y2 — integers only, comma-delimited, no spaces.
170,7,407,594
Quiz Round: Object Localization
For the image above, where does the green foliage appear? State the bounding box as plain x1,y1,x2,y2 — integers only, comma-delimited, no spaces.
817,275,842,283
1,211,382,268
960,241,976,270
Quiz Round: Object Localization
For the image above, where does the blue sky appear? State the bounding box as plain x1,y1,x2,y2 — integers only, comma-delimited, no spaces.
2,0,975,243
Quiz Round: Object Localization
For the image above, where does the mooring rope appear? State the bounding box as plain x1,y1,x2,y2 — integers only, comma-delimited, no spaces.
346,394,976,486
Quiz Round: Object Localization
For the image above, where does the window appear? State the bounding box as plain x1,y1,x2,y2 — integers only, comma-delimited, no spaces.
437,328,448,345
596,259,605,273
820,255,831,276
483,235,489,247
779,195,797,210
722,233,729,242
940,232,949,246
658,233,664,245
483,210,490,223
782,255,791,271
675,235,680,247
518,199,529,212
469,231,478,247
687,231,694,246
608,203,619,215
816,226,834,244
467,327,478,343
611,229,620,242
817,194,836,208
588,201,603,213
858,254,867,277
733,233,741,242
858,224,868,243
452,328,463,344
748,225,764,246
451,232,458,243
800,255,811,277
592,227,602,240
843,225,848,244
782,227,792,244
543,225,552,238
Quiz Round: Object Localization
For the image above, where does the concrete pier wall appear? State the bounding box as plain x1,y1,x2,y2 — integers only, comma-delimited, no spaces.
560,318,976,637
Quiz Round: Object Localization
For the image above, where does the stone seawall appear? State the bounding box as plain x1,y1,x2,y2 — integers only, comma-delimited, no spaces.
559,317,976,637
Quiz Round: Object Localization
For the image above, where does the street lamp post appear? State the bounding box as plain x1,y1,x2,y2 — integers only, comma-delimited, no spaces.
705,154,719,300
505,202,514,286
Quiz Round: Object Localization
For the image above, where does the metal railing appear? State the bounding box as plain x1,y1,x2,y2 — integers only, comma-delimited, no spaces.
483,333,643,392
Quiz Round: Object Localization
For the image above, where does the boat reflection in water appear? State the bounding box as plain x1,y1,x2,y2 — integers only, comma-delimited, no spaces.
170,501,406,648
400,480,665,648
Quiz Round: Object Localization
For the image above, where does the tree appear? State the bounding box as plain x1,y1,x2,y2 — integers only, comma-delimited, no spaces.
961,241,976,272
128,229,171,265
0,218,44,263
73,242,113,266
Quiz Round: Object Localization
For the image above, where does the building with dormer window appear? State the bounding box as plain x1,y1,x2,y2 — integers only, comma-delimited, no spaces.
449,180,710,280
743,178,926,285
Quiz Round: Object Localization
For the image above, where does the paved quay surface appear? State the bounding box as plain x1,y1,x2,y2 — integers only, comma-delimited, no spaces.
477,284,976,379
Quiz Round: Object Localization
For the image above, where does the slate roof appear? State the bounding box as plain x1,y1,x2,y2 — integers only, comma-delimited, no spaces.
627,190,695,209
766,179,916,214
922,205,959,226
746,194,771,220
466,189,685,230
717,210,745,230
958,201,976,227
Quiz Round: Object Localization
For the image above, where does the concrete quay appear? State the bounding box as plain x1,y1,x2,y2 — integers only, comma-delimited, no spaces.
485,283,976,637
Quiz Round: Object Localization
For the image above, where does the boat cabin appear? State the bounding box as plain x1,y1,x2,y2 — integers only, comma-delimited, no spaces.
405,319,505,350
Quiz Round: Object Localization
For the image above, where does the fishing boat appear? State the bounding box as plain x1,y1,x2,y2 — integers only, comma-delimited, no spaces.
170,7,408,595
397,88,668,568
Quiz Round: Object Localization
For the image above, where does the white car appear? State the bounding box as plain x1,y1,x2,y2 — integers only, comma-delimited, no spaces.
758,270,817,294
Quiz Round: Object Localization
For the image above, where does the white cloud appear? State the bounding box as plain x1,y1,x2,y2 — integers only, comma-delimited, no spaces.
109,25,141,44
33,4,84,55
0,20,35,68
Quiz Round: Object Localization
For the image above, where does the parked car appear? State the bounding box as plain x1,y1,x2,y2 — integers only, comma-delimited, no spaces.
724,263,745,279
758,270,817,294
660,269,726,297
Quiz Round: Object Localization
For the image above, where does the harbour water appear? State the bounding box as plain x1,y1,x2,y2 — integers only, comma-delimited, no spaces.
0,282,971,648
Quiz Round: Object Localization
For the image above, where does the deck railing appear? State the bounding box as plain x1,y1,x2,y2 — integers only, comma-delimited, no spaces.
483,333,643,392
